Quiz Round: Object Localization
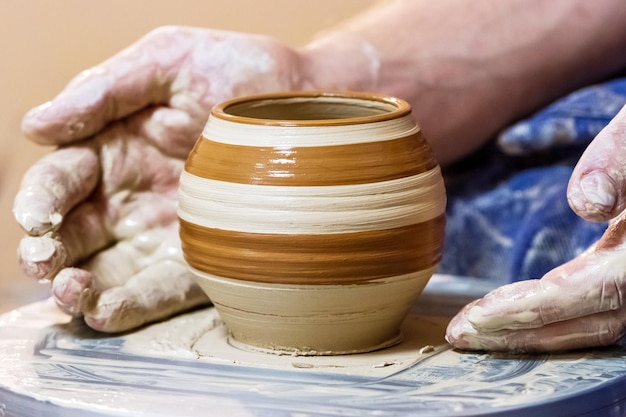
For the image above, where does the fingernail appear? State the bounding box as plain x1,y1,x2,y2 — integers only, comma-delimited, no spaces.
446,319,500,351
52,273,83,315
13,187,63,235
18,235,66,281
445,319,475,349
21,101,57,138
18,235,59,262
23,101,52,120
571,172,617,216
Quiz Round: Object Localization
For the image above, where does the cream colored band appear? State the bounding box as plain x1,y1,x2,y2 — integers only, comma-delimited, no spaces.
201,113,419,147
178,166,446,234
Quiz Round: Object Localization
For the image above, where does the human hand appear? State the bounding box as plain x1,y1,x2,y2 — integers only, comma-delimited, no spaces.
13,26,307,332
446,104,626,352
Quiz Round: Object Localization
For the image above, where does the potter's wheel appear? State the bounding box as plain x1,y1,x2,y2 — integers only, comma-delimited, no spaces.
2,275,626,417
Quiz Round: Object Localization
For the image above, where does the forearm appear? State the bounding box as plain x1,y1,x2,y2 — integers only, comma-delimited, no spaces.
300,0,626,165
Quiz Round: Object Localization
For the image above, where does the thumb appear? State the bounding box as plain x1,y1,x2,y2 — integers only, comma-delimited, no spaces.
568,103,626,222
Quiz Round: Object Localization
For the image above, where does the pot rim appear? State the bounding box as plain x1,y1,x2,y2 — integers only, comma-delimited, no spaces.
211,91,411,127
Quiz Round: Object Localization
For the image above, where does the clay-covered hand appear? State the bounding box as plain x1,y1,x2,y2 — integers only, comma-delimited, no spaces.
14,26,307,332
446,104,626,352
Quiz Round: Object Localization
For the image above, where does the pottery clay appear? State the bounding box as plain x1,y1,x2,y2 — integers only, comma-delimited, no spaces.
178,92,446,355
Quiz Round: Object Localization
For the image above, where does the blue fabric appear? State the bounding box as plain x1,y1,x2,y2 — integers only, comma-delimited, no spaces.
439,77,626,284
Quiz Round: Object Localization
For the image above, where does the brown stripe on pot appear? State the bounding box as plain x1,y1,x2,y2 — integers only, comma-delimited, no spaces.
179,214,445,285
185,132,436,186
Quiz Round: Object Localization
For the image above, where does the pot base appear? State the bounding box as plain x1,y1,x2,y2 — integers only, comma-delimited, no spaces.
227,331,404,357
190,267,434,356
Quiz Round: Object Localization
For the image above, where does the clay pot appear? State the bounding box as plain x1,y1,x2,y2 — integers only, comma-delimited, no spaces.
178,91,446,355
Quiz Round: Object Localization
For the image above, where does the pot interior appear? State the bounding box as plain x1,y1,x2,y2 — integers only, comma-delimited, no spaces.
223,96,398,121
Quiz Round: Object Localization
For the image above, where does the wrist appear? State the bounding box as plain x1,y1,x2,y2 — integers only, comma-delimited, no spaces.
298,31,380,92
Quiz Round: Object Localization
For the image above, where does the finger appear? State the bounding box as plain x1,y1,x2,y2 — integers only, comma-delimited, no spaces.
568,104,626,222
52,267,96,316
463,212,626,332
18,188,178,283
13,145,100,235
461,279,546,331
83,260,209,333
51,223,187,318
17,187,116,281
21,26,196,145
18,234,67,281
81,223,183,289
52,222,184,302
54,190,178,271
17,129,182,282
459,251,625,332
447,305,626,352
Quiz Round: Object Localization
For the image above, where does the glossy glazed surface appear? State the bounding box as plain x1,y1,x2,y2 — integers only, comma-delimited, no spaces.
178,92,446,353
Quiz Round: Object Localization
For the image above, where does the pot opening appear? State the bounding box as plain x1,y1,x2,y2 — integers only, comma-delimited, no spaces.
223,95,400,122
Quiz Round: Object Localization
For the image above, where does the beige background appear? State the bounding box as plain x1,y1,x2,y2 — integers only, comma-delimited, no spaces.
0,0,379,312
